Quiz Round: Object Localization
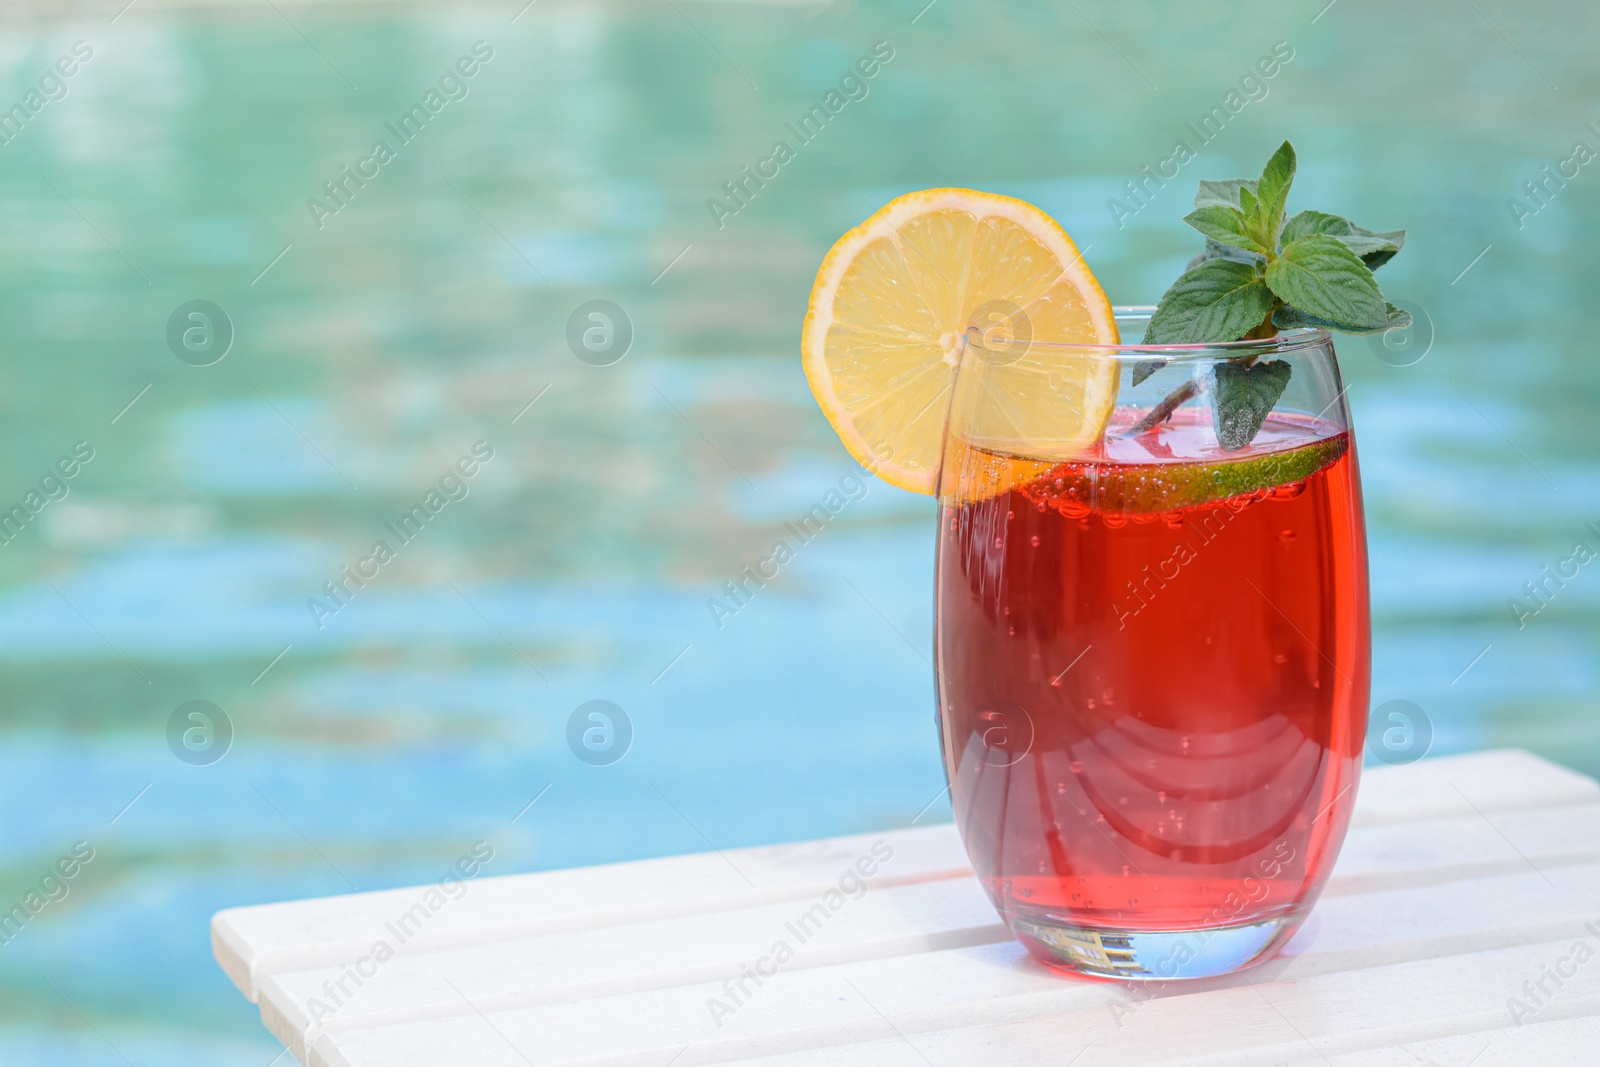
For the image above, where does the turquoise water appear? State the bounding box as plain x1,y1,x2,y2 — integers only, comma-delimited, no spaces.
0,1,1596,1060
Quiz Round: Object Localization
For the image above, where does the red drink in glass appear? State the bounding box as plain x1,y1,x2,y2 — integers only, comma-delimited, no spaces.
934,408,1370,979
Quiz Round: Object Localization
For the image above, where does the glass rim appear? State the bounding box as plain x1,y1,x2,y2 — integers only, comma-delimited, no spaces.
967,305,1333,360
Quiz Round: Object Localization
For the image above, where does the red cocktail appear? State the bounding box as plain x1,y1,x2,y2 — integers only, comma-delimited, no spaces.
935,330,1369,980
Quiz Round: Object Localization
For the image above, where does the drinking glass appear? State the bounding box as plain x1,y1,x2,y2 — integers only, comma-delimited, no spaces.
933,307,1370,980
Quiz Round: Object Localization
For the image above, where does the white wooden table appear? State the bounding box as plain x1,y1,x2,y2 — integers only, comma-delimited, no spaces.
213,749,1600,1065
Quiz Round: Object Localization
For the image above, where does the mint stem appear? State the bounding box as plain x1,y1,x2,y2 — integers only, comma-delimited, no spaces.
1130,376,1203,434
1132,304,1278,436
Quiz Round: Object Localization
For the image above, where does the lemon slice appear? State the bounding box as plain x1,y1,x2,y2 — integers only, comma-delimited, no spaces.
801,188,1119,494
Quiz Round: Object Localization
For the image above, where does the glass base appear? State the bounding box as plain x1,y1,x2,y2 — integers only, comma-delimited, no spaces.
1009,912,1299,981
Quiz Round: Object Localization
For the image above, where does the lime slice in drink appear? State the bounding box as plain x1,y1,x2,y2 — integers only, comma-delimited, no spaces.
1021,433,1348,516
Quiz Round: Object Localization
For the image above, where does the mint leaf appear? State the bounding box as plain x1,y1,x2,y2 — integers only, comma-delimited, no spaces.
1147,259,1275,345
1131,360,1165,386
1239,185,1260,220
1183,205,1268,254
1379,301,1412,330
1212,359,1292,451
1280,211,1408,271
1338,233,1404,259
1281,209,1353,243
1265,235,1389,330
1186,237,1265,270
1195,178,1257,211
1255,141,1297,245
1282,211,1405,270
1274,301,1412,335
1350,222,1405,270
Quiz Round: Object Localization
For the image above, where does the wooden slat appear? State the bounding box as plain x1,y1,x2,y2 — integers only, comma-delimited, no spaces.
210,749,1600,1066
214,824,970,1001
698,940,1600,1066
263,873,1004,1058
1348,747,1597,826
1319,1015,1600,1065
291,860,1600,1065
257,801,1600,1062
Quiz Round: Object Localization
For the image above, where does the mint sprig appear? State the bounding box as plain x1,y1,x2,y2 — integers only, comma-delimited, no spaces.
1136,141,1409,449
